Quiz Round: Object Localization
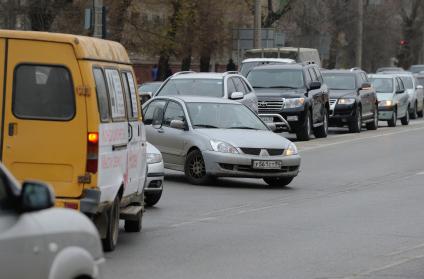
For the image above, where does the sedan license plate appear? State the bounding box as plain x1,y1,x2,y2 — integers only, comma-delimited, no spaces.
287,115,298,121
260,116,274,123
252,160,282,170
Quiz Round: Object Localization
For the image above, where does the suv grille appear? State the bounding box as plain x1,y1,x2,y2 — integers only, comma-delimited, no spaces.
258,100,284,113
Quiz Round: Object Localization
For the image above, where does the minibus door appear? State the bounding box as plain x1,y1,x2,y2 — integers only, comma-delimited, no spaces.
1,39,87,198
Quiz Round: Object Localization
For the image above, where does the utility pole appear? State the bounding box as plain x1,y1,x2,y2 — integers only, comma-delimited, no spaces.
356,0,363,68
253,0,262,49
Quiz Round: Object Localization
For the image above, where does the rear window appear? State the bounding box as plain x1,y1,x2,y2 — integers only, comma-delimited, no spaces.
93,68,111,122
157,78,224,97
13,65,75,120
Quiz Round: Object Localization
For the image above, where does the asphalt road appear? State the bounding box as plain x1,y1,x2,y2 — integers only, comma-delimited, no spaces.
105,119,424,279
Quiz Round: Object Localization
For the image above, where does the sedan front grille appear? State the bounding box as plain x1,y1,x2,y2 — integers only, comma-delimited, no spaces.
240,148,284,156
258,100,284,113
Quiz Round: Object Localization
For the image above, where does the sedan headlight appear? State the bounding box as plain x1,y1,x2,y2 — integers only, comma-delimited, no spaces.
147,153,162,164
210,140,239,154
283,143,298,156
284,98,305,109
379,100,394,107
338,98,355,105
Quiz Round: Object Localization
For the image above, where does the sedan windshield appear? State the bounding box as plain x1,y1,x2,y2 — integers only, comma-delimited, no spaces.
369,78,393,93
247,69,304,89
322,74,356,90
157,79,223,97
138,83,161,94
186,103,268,130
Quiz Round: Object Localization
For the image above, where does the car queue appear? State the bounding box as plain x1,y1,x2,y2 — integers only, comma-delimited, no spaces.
2,29,424,279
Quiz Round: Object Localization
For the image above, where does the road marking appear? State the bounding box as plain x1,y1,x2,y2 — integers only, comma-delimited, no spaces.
298,125,424,152
385,242,424,257
343,254,424,278
416,171,424,176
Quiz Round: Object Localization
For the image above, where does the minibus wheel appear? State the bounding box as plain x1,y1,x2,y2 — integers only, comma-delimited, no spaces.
102,195,120,252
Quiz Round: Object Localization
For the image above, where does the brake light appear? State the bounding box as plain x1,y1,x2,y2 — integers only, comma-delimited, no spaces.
86,132,99,173
64,202,78,210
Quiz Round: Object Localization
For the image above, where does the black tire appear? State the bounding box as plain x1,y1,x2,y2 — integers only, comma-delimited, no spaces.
144,191,163,207
410,102,418,119
418,108,423,118
185,149,211,185
263,177,294,187
102,195,120,252
349,105,361,133
313,108,328,138
296,110,313,141
401,106,410,125
366,109,378,130
388,109,397,127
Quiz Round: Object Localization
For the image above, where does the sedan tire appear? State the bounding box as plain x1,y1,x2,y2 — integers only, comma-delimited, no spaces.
366,109,378,130
388,110,397,127
410,102,418,119
401,107,410,125
185,149,211,185
145,191,163,207
263,177,294,187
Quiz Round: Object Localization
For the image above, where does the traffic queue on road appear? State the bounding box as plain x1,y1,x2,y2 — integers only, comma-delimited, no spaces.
2,29,424,279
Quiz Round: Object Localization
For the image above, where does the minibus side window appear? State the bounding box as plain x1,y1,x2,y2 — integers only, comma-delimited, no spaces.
125,72,139,119
13,65,75,121
93,68,111,122
104,69,126,121
121,72,136,120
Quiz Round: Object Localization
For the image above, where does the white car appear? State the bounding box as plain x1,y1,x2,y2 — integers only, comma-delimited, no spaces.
390,72,423,118
0,163,104,279
145,143,164,206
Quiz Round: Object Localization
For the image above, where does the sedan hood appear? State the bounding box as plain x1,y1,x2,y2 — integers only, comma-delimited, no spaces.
328,89,356,99
195,129,293,149
254,88,307,99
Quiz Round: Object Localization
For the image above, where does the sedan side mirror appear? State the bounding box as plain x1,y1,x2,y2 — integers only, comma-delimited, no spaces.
170,119,187,130
309,81,321,90
230,92,244,100
396,88,405,94
20,181,55,212
416,85,423,90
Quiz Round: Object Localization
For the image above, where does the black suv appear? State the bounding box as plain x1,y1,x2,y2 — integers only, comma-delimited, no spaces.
321,69,378,133
247,63,329,141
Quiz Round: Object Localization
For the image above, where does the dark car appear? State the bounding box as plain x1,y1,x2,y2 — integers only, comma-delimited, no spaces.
247,63,329,141
322,69,378,133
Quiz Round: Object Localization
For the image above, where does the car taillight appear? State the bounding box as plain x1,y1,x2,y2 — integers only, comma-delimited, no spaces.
86,132,99,173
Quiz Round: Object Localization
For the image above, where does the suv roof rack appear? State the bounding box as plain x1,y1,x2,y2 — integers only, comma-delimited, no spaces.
172,71,196,77
350,67,362,71
301,61,315,66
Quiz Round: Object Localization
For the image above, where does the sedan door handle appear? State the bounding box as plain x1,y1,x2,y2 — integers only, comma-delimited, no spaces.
112,144,127,151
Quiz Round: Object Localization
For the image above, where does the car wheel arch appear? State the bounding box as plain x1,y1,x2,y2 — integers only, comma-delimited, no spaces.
48,247,97,279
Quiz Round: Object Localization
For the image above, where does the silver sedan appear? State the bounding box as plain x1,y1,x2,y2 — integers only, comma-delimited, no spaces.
143,96,301,187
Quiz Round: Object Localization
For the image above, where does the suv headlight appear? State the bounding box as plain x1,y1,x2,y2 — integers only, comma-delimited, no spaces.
284,143,298,156
284,98,305,109
147,153,162,164
338,98,355,105
210,140,239,154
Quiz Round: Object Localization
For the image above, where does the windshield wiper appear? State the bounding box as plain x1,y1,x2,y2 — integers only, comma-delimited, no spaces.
268,86,298,89
193,124,218,128
228,126,259,130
